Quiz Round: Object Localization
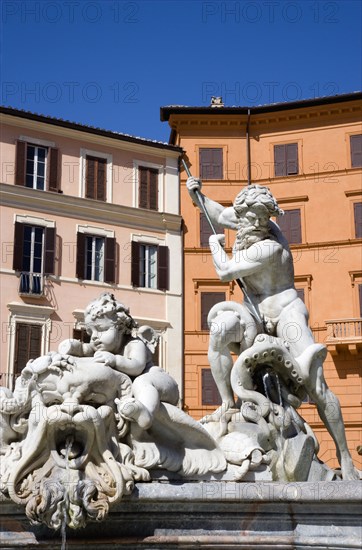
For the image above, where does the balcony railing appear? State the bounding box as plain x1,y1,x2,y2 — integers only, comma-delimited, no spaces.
325,318,362,354
18,272,44,296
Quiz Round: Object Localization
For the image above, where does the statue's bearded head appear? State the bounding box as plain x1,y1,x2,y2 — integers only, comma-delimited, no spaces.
233,185,283,249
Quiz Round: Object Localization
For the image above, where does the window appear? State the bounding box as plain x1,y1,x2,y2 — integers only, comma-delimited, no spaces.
201,292,226,330
85,156,106,201
131,241,169,291
354,202,362,238
138,166,158,210
73,327,91,344
15,140,59,191
199,148,223,180
76,232,116,283
277,209,302,244
296,288,305,302
274,143,298,177
200,212,224,247
13,222,55,295
14,323,42,375
202,368,222,406
350,135,362,168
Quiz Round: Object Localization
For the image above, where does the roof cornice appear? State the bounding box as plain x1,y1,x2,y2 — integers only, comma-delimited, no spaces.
160,92,362,121
0,106,183,155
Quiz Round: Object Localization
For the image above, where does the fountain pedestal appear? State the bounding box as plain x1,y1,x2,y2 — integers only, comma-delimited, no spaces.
1,481,360,549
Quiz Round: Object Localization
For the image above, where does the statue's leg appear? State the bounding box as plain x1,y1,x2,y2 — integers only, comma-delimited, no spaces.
278,303,359,480
120,370,179,430
203,309,256,423
303,362,359,480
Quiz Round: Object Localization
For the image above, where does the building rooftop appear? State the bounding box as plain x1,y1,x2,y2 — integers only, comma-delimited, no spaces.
0,105,183,153
160,91,362,121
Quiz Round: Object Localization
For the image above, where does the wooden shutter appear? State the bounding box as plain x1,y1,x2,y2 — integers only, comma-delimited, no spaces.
201,292,226,330
139,167,148,208
354,202,362,238
296,288,305,302
15,140,26,186
14,323,42,375
44,227,56,274
201,368,222,406
139,167,158,210
104,237,116,284
351,135,362,168
73,328,91,343
85,156,107,200
149,169,158,210
157,246,169,291
278,209,302,244
199,148,223,180
286,143,298,175
48,148,59,192
274,144,286,177
76,232,86,278
131,241,140,286
13,222,24,271
200,212,224,247
96,158,106,201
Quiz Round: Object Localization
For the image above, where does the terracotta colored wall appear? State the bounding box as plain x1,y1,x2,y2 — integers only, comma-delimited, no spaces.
172,100,362,470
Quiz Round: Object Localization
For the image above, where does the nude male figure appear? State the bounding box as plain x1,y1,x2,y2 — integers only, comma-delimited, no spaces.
187,178,358,480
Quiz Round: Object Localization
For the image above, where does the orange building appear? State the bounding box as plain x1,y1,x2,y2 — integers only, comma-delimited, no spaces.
161,92,362,470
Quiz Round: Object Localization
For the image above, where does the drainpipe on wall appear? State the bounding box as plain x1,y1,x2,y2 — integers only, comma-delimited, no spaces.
246,108,251,186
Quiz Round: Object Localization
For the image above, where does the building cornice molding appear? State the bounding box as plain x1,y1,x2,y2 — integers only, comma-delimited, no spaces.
0,183,183,233
0,111,182,157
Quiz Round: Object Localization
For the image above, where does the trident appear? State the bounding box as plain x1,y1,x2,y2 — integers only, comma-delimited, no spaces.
181,157,263,326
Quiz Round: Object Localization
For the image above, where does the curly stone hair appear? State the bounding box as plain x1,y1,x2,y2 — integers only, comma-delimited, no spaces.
233,184,284,218
84,293,138,334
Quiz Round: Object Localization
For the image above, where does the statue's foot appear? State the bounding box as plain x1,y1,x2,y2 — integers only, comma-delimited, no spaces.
200,402,236,424
340,455,361,480
118,397,152,430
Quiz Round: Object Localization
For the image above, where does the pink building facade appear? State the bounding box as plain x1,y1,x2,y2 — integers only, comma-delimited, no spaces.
0,107,184,393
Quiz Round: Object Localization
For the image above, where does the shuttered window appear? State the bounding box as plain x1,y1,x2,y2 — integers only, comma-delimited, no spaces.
201,292,226,330
13,223,55,294
200,212,224,247
354,202,362,238
202,368,222,406
277,209,302,244
73,328,91,344
85,156,106,201
350,135,362,168
76,233,116,283
296,288,305,302
139,167,158,210
199,148,223,180
14,323,42,375
131,241,169,291
274,143,299,177
15,140,60,191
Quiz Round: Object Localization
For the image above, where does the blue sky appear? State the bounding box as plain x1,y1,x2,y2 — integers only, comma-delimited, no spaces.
1,0,361,142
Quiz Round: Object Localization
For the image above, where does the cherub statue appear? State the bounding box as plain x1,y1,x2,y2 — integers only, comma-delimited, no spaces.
55,292,180,430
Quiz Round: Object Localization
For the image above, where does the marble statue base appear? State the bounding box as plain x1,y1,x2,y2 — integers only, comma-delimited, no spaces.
1,481,361,549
